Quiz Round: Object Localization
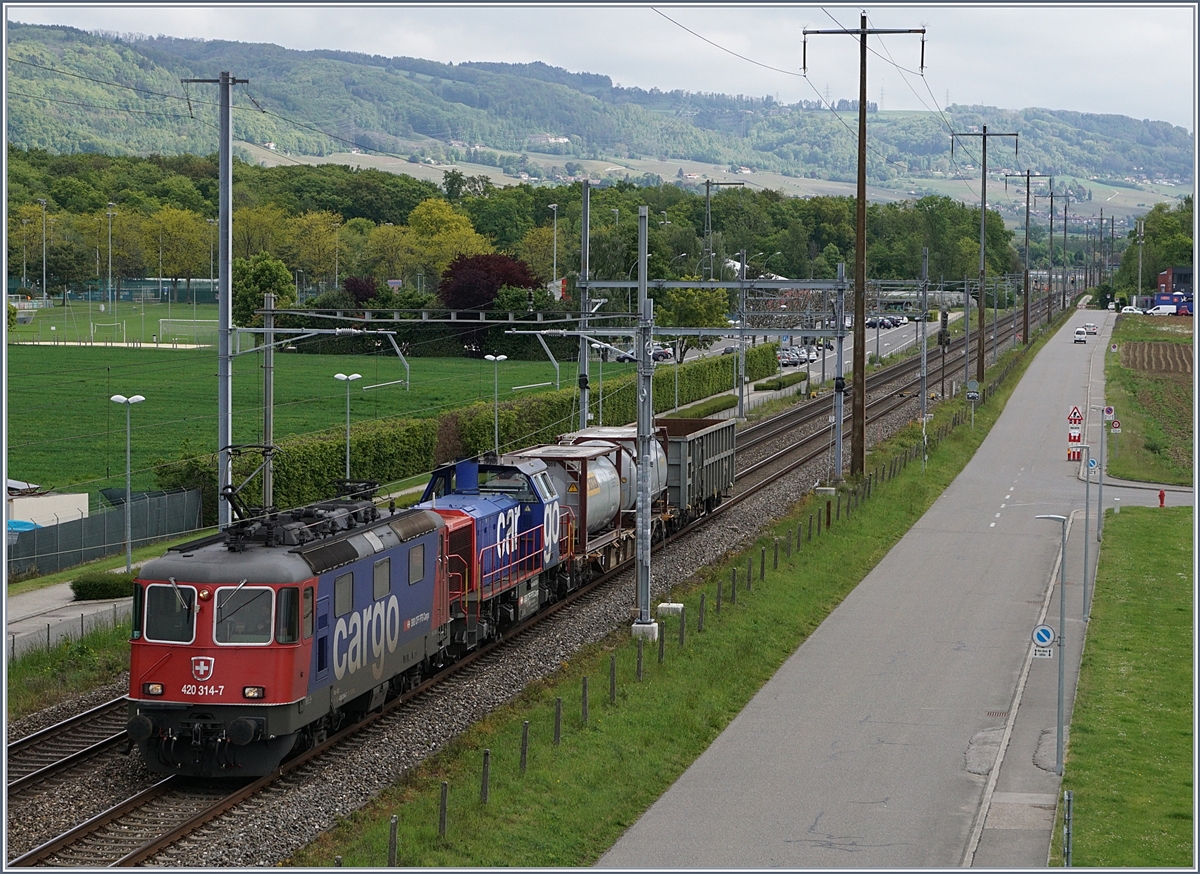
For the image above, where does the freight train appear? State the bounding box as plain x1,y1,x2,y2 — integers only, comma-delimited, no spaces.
126,418,735,776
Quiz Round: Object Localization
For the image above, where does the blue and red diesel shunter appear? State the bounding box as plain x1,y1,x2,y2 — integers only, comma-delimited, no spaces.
126,418,735,776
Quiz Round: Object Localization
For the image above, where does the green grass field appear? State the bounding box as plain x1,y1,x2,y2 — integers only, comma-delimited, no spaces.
1050,505,1193,867
1103,315,1192,485
6,338,593,501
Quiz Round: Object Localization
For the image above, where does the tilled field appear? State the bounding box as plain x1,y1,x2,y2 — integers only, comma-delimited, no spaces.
6,393,930,867
1121,341,1193,374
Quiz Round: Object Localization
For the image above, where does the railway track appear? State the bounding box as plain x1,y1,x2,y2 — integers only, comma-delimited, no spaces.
11,302,1052,866
7,699,130,794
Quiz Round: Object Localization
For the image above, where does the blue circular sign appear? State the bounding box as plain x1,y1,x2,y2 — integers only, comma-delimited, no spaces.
1088,457,1098,469
1032,624,1055,647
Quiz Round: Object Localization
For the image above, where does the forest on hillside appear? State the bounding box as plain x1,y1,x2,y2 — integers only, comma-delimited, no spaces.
6,22,1193,186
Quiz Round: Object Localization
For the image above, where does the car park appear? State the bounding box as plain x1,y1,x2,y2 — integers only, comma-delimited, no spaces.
1074,327,1087,343
1084,323,1098,335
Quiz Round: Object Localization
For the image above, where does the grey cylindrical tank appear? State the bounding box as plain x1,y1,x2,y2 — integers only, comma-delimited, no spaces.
542,458,621,534
576,439,667,512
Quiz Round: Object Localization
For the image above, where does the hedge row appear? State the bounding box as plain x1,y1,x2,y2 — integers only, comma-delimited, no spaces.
71,569,137,601
753,370,809,391
199,343,778,511
664,394,738,418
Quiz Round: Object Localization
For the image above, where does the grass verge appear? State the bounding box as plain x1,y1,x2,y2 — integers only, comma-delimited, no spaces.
1048,505,1193,867
7,620,132,721
286,305,1072,867
1103,315,1192,485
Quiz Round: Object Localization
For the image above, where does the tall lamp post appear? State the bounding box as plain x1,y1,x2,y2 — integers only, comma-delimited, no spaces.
207,218,216,321
484,355,507,455
333,373,361,479
1036,513,1068,776
37,198,47,303
111,394,146,572
548,203,558,288
20,218,29,288
106,202,116,316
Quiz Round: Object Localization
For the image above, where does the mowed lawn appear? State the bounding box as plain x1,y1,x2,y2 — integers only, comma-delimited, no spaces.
1052,505,1193,866
7,342,593,499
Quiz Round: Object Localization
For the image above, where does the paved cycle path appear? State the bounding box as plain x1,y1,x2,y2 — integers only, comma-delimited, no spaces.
599,307,1186,867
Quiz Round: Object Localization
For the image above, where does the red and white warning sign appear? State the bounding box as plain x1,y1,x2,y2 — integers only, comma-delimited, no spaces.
1111,419,1122,434
1067,405,1083,424
1068,424,1082,443
1067,447,1082,461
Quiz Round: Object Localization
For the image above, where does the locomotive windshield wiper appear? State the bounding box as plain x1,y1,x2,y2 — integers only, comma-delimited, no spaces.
216,578,252,623
167,577,191,616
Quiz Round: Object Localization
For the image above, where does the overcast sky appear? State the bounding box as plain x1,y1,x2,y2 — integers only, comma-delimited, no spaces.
7,3,1198,131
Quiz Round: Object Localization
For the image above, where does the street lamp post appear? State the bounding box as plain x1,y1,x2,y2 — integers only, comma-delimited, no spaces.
106,202,116,317
21,218,29,288
37,199,47,303
548,204,558,287
484,355,507,454
590,343,604,425
111,394,146,572
1036,513,1068,777
333,373,361,479
207,218,216,322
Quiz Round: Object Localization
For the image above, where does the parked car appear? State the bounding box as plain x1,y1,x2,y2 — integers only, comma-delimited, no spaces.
1146,305,1177,316
721,346,739,355
1074,327,1087,343
1120,306,1143,314
1084,323,1098,335
614,349,636,363
652,348,674,362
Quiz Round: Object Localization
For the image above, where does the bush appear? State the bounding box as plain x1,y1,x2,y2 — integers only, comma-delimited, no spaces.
71,569,137,601
754,371,808,391
664,395,738,418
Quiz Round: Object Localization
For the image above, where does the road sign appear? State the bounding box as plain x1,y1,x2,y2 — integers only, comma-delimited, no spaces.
967,380,979,391
1111,419,1122,434
1067,405,1083,424
1110,343,1118,353
966,390,980,401
1104,406,1114,421
1068,424,1082,443
1032,624,1056,647
1033,647,1054,659
1088,457,1098,469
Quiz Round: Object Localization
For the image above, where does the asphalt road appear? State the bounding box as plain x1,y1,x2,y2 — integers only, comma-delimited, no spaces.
599,305,1181,867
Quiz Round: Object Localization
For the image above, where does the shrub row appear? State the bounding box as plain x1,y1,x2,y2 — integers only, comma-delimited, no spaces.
753,371,809,391
167,344,779,515
664,394,738,418
71,569,137,601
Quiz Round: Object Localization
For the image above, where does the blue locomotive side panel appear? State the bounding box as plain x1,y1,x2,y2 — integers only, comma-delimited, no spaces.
298,511,445,710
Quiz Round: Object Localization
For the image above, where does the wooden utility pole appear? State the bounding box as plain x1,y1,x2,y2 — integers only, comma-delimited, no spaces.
804,13,925,477
951,125,1018,383
1006,170,1051,345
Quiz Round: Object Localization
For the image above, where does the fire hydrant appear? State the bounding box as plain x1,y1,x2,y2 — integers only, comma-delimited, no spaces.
1159,489,1166,508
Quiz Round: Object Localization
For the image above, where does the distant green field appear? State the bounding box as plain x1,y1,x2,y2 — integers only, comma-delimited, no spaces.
6,341,594,503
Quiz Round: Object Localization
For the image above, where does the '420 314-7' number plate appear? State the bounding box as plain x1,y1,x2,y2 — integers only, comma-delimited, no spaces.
181,684,225,696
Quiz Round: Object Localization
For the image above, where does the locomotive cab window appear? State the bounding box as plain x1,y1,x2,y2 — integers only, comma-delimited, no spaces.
408,543,424,585
480,470,536,502
373,557,391,600
302,586,314,639
214,586,273,644
276,587,300,644
143,583,196,643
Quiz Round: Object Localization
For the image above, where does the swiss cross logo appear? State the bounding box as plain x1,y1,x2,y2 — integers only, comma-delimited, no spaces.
191,657,215,681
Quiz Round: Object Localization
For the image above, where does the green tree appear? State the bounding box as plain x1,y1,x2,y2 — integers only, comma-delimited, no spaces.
656,283,730,358
232,253,297,328
7,302,17,329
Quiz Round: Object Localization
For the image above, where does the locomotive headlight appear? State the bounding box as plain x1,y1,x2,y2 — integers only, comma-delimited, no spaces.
243,686,265,699
143,682,165,696
198,588,211,601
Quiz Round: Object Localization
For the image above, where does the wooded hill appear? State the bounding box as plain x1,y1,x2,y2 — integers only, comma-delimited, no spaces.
6,22,1193,187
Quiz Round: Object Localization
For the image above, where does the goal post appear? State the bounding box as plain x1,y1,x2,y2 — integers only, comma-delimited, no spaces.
158,319,219,346
90,322,126,344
